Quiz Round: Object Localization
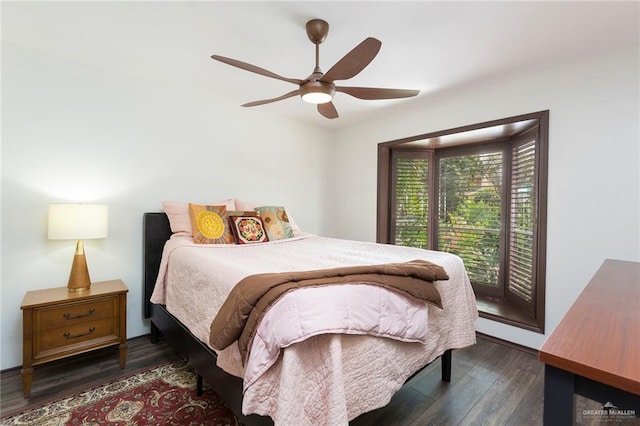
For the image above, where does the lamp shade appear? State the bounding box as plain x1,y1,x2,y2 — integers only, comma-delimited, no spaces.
48,204,108,240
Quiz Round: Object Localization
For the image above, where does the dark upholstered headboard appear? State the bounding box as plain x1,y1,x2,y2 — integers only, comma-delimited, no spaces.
143,212,172,318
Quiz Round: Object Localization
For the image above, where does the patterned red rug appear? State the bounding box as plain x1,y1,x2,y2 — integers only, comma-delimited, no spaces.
1,361,238,425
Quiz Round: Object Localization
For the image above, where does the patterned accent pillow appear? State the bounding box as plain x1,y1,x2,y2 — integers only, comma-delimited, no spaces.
188,204,235,244
229,216,269,244
255,206,294,241
163,199,235,236
235,199,301,235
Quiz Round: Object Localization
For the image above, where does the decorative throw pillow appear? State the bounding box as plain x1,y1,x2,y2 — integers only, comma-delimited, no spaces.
163,199,235,236
188,204,235,244
229,215,269,244
255,206,294,240
235,199,301,235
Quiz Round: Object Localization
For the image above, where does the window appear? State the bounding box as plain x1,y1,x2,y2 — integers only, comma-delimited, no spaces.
391,151,430,247
377,111,548,333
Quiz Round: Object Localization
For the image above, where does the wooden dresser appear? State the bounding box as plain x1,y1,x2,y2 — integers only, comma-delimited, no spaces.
539,259,639,424
20,279,128,398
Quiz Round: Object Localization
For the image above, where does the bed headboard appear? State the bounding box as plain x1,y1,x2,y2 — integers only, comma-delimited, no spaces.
143,212,172,318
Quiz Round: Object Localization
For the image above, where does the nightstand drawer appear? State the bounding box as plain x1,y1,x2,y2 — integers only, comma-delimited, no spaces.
33,317,120,359
35,298,116,332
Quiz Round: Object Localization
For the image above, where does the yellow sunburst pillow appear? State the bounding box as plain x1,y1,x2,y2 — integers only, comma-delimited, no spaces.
188,204,235,244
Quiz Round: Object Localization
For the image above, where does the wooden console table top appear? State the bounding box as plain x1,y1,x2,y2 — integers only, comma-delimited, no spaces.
539,259,640,395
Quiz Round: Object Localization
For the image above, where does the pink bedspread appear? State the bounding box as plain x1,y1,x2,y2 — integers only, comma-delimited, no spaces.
150,234,478,425
244,283,432,390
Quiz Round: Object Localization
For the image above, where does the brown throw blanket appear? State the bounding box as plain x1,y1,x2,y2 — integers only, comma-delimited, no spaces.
209,259,448,364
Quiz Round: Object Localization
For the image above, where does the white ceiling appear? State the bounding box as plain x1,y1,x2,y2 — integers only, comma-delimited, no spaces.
3,1,639,127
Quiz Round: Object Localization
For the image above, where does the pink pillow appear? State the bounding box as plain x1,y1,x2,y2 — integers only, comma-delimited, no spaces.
163,199,236,236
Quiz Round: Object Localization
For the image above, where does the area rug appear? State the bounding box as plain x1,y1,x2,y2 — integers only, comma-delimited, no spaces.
1,361,238,425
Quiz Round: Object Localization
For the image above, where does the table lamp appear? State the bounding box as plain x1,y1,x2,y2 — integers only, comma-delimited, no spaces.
48,204,108,292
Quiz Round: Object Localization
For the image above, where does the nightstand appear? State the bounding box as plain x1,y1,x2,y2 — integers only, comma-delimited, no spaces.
20,279,128,398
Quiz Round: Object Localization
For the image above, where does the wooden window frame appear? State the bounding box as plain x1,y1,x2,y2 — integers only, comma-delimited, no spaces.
377,111,548,333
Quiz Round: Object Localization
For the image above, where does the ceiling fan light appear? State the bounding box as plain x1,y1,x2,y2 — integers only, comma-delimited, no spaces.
300,81,335,104
302,91,333,104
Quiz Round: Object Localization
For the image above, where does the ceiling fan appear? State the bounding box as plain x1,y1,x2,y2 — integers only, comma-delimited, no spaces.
211,19,420,119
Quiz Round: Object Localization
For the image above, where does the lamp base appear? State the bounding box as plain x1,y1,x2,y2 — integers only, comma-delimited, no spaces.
68,240,91,293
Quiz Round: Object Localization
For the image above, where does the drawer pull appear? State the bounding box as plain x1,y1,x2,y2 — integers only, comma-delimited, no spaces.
63,327,95,339
63,307,95,320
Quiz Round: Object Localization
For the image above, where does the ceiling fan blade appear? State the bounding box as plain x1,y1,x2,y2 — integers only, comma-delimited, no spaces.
335,86,420,100
321,38,382,83
212,55,305,86
317,102,339,119
242,90,299,107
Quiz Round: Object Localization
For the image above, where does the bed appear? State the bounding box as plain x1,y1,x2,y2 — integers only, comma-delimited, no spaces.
143,210,478,425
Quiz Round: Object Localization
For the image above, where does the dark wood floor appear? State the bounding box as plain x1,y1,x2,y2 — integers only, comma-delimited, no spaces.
351,336,544,426
0,334,618,425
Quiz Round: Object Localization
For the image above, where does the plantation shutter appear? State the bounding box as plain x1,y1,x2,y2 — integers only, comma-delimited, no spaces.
437,151,503,291
507,133,537,311
391,151,429,248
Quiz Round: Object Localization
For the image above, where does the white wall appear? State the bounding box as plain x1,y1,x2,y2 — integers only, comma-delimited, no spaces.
0,41,333,369
327,46,640,349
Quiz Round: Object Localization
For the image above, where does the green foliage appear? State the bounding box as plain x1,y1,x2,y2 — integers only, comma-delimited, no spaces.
437,153,502,286
439,187,501,286
395,152,504,286
394,158,429,248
